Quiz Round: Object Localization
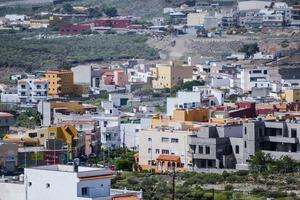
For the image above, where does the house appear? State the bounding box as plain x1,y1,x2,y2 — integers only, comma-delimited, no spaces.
44,70,74,97
59,24,91,35
187,11,208,26
102,69,128,87
283,88,300,103
17,78,48,104
138,128,194,172
93,18,131,29
0,141,18,172
150,61,193,89
30,19,50,29
0,112,15,138
0,165,142,200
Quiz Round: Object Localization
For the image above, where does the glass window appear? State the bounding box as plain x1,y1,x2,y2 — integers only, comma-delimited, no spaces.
148,148,152,154
235,145,239,154
171,138,179,143
155,149,160,154
161,137,169,143
291,129,297,138
199,146,203,154
81,187,88,196
205,146,210,154
162,149,169,154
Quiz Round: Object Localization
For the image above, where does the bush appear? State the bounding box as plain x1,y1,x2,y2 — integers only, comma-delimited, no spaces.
224,184,234,191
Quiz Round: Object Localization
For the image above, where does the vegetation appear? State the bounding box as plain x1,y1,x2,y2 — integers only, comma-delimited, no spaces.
170,80,205,96
0,32,159,72
15,108,41,129
240,43,260,57
102,6,118,17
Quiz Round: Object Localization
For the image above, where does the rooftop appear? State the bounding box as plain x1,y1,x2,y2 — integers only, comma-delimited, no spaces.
45,70,73,74
0,112,14,118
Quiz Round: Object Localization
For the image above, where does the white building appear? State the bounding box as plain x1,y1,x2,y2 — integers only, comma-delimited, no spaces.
0,165,142,200
120,118,151,150
167,87,224,116
138,129,193,171
240,67,280,93
211,77,231,88
18,78,48,104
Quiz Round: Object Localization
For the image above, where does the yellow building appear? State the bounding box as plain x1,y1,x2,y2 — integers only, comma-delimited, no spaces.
44,70,74,96
151,108,209,128
150,61,194,89
283,88,300,103
30,19,50,29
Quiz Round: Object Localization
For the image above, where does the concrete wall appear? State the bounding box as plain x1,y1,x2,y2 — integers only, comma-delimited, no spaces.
0,182,25,200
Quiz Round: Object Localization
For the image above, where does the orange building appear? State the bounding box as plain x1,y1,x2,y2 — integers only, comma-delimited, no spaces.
44,70,74,96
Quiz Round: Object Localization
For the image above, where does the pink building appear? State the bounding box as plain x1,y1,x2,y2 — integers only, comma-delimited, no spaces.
102,69,128,87
113,69,128,87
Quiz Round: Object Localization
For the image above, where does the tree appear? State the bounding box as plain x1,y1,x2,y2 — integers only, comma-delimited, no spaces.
102,6,118,17
62,3,73,14
15,109,41,129
249,151,272,173
170,80,204,96
87,7,103,18
240,43,259,57
114,151,135,171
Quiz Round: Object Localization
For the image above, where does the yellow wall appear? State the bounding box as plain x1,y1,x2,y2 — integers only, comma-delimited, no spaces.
50,101,86,113
45,71,74,96
173,108,209,122
151,64,193,89
285,89,300,103
73,84,89,96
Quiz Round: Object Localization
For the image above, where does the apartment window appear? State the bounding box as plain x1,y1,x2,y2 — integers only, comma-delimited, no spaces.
81,187,88,196
199,146,203,154
46,183,50,188
162,149,169,154
291,129,297,138
148,148,152,154
79,124,83,130
29,182,32,187
235,145,240,154
40,134,44,138
148,138,152,142
155,149,160,154
161,137,169,143
244,141,247,148
205,146,210,154
244,127,247,135
49,132,55,138
171,138,179,143
21,85,26,89
264,70,267,74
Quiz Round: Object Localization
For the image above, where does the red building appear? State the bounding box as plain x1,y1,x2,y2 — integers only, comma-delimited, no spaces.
93,18,131,28
59,24,91,35
229,102,256,118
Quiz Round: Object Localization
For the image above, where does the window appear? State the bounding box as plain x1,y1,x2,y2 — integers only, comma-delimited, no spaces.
199,146,203,154
244,127,247,135
148,138,152,142
161,137,169,143
235,145,239,154
148,148,152,154
291,129,297,138
40,134,44,138
49,132,55,138
162,149,169,154
46,183,50,188
171,138,179,143
29,182,32,187
81,187,88,196
155,149,160,154
244,141,247,148
205,146,210,154
79,124,83,130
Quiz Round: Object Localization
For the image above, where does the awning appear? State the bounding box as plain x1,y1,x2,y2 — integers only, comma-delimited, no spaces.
157,154,180,162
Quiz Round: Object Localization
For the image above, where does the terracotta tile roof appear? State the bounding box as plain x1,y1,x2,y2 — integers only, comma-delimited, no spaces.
157,154,180,162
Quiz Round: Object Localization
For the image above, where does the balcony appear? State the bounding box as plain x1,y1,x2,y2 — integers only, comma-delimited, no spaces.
263,136,299,144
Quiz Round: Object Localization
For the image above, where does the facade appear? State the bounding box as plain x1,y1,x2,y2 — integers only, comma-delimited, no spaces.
240,67,280,93
93,18,131,28
283,88,300,103
17,78,48,104
59,24,91,35
150,62,193,89
44,70,74,96
187,11,208,26
188,119,244,171
30,19,50,29
0,165,142,200
0,141,18,172
138,129,193,172
0,112,15,137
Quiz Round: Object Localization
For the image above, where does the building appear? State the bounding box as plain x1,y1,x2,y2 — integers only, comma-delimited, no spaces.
101,69,128,87
240,67,280,93
138,128,194,172
0,112,15,137
0,141,18,172
0,165,142,200
38,101,97,126
187,11,208,26
30,19,50,29
59,24,91,35
93,18,131,29
167,87,224,116
150,61,193,89
44,70,74,96
17,78,48,104
283,88,300,103
188,118,244,171
242,117,300,167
